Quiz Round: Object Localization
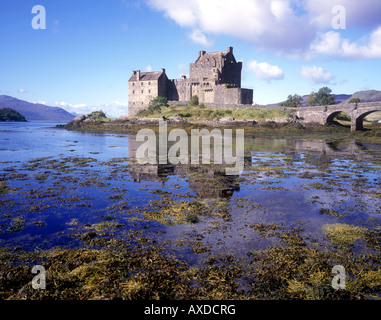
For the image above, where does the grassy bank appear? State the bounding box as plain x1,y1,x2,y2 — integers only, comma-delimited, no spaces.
134,104,290,121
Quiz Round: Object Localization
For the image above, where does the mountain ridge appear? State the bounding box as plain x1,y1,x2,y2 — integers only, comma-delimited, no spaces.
268,90,381,107
0,95,75,122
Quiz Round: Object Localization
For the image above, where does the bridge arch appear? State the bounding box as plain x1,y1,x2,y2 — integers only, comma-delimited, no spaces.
355,110,381,131
326,111,351,127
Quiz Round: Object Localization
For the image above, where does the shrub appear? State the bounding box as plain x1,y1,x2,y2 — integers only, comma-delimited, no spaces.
177,113,192,118
349,98,361,104
190,95,199,106
89,111,107,121
282,94,303,108
146,96,168,114
335,112,351,122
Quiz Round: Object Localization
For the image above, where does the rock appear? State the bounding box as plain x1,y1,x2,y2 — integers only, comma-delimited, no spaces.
274,117,292,124
79,231,97,241
72,114,86,123
219,117,235,122
83,118,95,123
167,116,187,123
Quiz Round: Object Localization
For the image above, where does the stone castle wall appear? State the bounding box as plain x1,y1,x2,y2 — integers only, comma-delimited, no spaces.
128,47,254,116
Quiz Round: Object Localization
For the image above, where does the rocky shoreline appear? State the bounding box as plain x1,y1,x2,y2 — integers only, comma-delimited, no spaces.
58,112,304,130
56,112,381,140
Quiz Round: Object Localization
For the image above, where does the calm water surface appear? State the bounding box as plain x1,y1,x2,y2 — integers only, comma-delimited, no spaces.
0,122,380,266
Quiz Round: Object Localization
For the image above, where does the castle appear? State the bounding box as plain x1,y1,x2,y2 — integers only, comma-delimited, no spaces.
128,46,254,116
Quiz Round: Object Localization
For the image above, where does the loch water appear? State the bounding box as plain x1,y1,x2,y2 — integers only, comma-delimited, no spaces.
0,122,380,267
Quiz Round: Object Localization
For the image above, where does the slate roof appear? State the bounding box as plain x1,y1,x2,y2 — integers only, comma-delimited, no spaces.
129,71,163,82
195,49,233,64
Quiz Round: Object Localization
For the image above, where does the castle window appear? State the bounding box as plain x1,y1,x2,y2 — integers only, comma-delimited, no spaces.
132,90,135,94
148,82,151,85
141,90,144,93
141,82,144,86
148,90,151,94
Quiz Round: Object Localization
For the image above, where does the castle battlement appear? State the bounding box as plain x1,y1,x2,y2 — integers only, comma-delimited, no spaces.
128,47,253,116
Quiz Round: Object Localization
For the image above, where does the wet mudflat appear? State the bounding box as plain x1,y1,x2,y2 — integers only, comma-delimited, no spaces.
0,122,380,300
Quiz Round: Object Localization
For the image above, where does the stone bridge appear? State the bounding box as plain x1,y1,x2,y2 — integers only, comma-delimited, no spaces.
294,102,381,131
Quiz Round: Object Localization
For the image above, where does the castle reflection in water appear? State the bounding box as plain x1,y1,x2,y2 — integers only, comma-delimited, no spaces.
127,134,247,200
126,134,379,201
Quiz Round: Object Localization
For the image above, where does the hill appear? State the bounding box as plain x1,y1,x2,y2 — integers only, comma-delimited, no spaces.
0,108,27,122
269,94,351,107
0,95,75,122
269,90,381,107
343,90,381,103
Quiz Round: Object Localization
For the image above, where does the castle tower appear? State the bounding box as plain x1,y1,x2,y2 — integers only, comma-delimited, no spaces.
128,46,253,116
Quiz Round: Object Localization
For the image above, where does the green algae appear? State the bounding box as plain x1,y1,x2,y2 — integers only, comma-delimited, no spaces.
0,217,380,300
1,128,381,300
323,223,370,246
141,199,208,225
0,181,9,194
1,216,27,234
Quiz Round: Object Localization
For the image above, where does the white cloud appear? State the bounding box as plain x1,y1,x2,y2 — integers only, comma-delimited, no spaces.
248,60,284,81
189,29,213,47
305,0,381,30
34,100,47,105
176,64,186,71
301,65,334,84
53,101,91,115
147,0,314,52
144,65,153,72
101,101,129,118
147,0,198,27
311,27,381,59
18,88,27,93
146,0,381,58
52,101,128,118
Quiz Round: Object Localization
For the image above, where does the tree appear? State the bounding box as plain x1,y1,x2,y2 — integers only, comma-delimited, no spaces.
349,98,361,104
0,108,27,122
307,87,336,106
147,96,168,114
282,94,303,108
190,95,199,106
307,92,316,106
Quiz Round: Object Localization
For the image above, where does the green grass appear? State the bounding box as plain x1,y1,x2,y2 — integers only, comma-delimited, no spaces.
88,111,110,122
134,104,290,121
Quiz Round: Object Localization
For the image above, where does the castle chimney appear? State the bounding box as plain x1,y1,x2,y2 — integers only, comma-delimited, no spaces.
136,70,140,80
228,46,233,54
161,68,166,74
198,50,206,58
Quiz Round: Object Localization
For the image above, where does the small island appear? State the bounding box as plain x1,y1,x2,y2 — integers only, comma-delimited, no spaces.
0,108,27,122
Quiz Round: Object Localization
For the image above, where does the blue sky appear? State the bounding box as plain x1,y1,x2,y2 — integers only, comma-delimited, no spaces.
1,0,381,117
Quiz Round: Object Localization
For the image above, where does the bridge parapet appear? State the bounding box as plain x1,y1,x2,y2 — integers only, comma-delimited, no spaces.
294,101,381,131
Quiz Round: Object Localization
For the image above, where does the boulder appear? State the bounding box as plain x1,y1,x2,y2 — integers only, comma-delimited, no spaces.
219,117,235,122
167,116,187,123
